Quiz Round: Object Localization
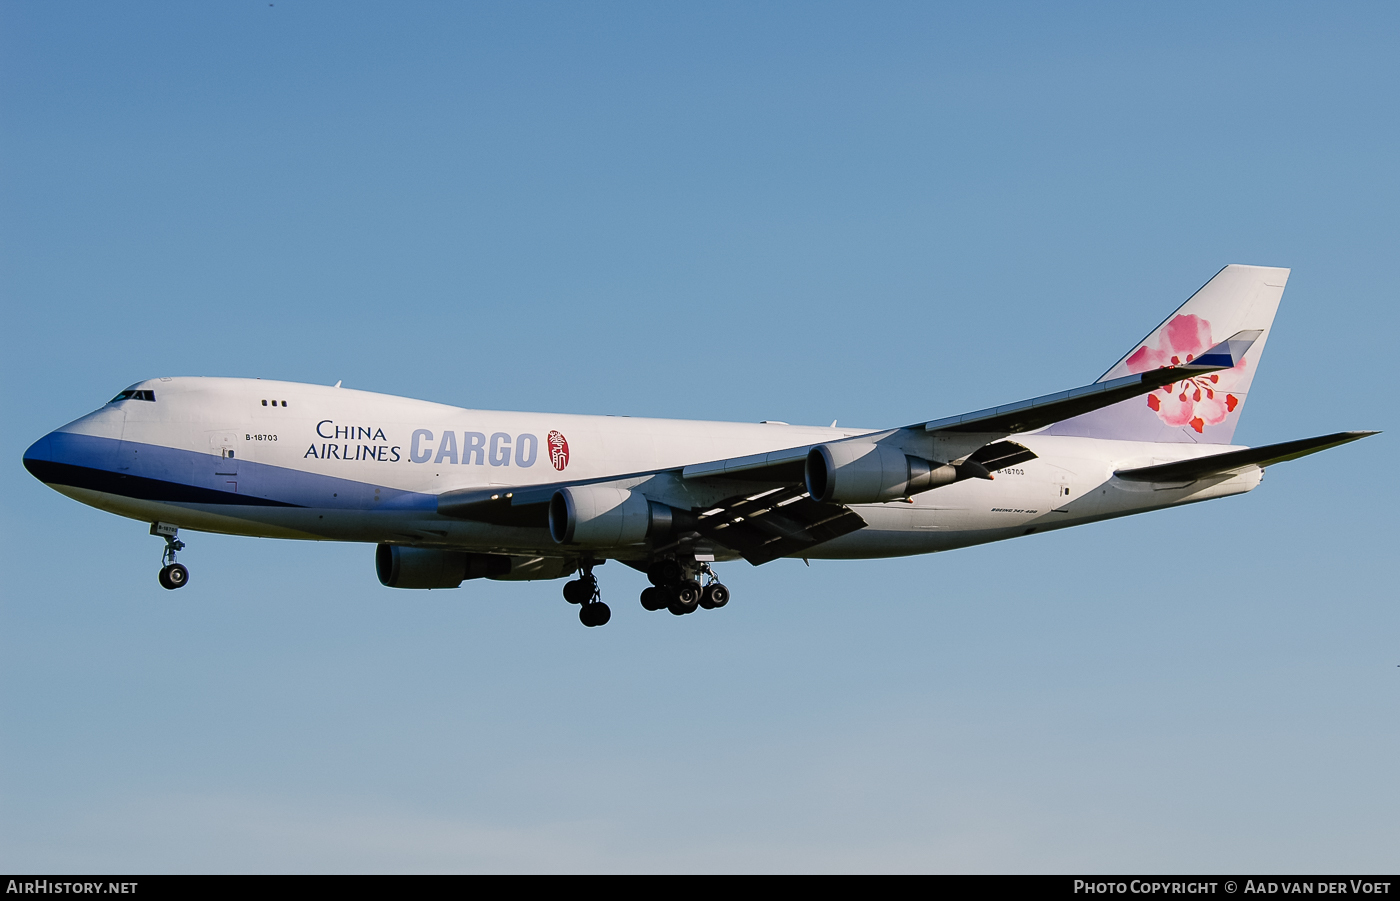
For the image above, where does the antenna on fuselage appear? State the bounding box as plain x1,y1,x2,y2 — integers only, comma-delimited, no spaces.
333,380,342,388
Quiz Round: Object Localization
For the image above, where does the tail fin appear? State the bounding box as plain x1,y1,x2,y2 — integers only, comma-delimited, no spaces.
1045,264,1289,444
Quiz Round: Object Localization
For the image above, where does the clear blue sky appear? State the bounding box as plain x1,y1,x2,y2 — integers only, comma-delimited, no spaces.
2,1,1395,873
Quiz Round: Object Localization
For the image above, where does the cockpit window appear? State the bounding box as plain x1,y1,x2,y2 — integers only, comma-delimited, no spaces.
108,389,155,403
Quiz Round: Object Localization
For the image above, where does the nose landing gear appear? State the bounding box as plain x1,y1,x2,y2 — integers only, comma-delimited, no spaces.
562,560,611,627
151,522,189,590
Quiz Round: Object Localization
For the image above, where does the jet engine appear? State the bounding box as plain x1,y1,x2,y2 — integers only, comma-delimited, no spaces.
549,485,679,547
805,442,991,504
376,544,512,589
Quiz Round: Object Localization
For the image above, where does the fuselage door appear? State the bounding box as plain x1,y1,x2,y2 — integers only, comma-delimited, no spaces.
211,434,239,476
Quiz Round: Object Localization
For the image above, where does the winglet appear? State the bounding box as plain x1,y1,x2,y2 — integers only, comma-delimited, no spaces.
1175,330,1262,372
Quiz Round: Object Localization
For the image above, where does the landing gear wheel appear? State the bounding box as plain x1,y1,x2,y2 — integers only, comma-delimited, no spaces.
562,576,595,605
700,583,729,609
640,586,667,611
580,601,611,627
159,563,189,590
648,559,683,587
668,580,702,615
676,580,702,607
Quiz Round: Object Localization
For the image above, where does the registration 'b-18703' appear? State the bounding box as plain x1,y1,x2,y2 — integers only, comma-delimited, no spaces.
23,265,1376,627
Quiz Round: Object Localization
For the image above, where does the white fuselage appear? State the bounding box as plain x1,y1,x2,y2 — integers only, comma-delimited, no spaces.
28,377,1262,565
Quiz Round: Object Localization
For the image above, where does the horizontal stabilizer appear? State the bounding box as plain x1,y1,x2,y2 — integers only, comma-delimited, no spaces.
1114,431,1378,483
923,331,1261,436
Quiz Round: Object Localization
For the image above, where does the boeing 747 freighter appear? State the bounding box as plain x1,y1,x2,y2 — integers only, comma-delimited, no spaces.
23,265,1376,626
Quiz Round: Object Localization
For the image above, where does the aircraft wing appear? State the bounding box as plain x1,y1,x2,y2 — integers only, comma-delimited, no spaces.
436,471,867,565
674,329,1261,487
437,482,569,526
1113,431,1379,483
654,484,868,565
918,330,1261,435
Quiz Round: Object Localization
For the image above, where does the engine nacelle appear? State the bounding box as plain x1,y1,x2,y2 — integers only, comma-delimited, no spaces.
806,442,986,504
486,555,575,581
549,485,677,547
376,544,511,589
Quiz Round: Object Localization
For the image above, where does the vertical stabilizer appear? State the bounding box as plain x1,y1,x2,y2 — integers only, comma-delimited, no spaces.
1045,264,1289,444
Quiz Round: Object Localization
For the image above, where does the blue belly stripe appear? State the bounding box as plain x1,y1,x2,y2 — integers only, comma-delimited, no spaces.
23,458,302,507
23,432,436,511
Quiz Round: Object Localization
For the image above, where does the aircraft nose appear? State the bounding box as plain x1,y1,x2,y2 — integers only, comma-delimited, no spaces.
22,432,57,482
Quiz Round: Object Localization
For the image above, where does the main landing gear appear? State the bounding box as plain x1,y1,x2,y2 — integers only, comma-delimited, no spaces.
640,559,730,617
562,561,611,628
151,522,189,590
561,557,732,627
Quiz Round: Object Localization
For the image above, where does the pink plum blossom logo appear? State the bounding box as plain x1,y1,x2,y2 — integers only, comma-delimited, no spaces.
1125,314,1246,434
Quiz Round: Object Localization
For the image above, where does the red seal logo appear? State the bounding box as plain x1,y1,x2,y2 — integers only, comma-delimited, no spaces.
547,430,569,471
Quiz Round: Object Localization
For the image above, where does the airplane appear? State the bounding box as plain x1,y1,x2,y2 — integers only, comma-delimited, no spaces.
22,264,1377,627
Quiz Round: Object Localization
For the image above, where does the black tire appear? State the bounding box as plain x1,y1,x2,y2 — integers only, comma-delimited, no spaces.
675,580,702,608
158,566,172,590
580,601,611,627
668,581,701,615
161,563,189,590
702,583,729,609
648,559,683,587
640,586,667,611
562,579,591,604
